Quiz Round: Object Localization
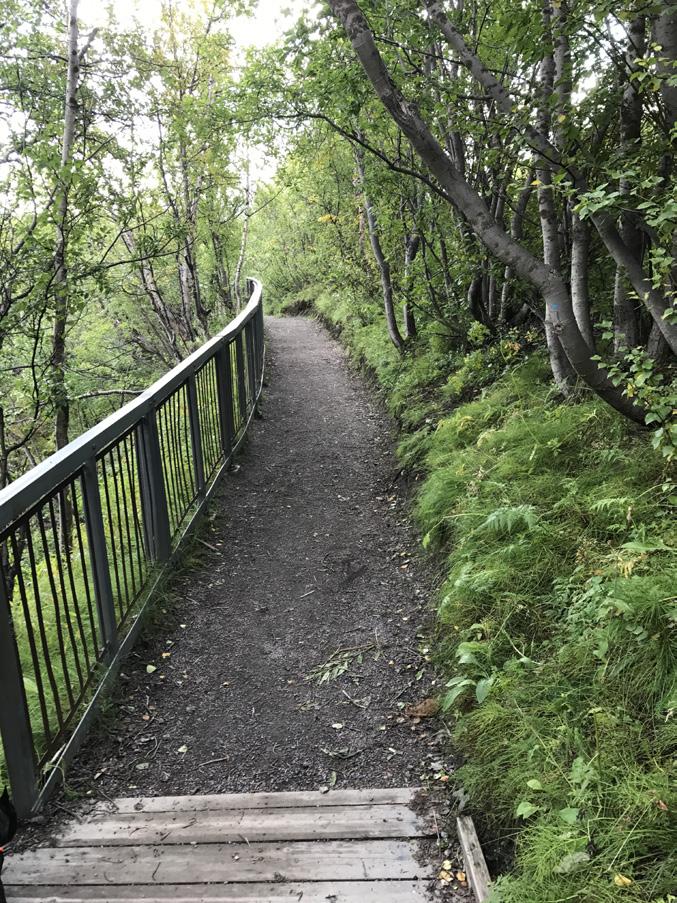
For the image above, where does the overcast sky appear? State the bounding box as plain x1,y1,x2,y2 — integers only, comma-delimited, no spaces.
80,0,309,53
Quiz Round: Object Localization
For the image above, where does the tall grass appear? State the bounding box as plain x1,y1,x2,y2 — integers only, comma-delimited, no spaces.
293,291,676,903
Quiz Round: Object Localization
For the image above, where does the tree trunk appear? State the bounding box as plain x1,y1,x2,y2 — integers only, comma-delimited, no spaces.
613,15,646,351
354,147,405,352
328,0,645,423
536,16,576,393
402,232,420,339
233,161,251,312
571,213,595,349
51,0,82,453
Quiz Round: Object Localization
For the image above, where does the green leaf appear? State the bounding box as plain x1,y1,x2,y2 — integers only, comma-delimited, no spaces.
558,807,580,824
526,778,543,791
475,676,494,703
553,851,590,874
515,800,539,819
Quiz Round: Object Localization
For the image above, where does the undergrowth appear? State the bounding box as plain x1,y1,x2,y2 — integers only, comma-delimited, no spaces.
274,290,677,903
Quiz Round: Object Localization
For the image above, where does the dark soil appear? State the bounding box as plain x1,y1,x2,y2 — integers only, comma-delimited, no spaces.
63,316,451,798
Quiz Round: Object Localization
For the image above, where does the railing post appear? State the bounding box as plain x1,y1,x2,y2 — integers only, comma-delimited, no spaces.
0,575,39,817
234,332,247,422
138,410,172,562
186,374,206,497
82,457,119,659
216,344,235,458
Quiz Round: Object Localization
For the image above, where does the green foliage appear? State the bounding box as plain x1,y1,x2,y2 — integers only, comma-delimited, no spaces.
307,283,675,900
417,371,676,902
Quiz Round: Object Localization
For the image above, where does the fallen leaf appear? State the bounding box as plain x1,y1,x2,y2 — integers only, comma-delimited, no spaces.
331,722,344,730
161,652,171,659
438,869,453,883
404,698,440,719
442,859,453,870
614,874,633,888
456,870,467,883
146,664,157,674
177,744,188,754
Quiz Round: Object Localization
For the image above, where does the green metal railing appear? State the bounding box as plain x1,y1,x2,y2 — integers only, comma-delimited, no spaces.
0,279,265,816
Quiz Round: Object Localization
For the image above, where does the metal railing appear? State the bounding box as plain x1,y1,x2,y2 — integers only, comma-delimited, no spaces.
0,279,265,817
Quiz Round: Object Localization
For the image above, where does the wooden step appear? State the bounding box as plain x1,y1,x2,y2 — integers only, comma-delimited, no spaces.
5,788,434,903
6,881,430,901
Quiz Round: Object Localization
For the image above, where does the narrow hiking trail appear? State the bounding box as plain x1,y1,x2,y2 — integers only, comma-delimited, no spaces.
67,316,449,799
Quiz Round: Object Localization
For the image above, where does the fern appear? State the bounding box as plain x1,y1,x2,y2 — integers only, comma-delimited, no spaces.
475,504,539,537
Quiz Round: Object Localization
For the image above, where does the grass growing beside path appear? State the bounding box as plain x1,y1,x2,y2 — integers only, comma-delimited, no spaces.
294,292,676,903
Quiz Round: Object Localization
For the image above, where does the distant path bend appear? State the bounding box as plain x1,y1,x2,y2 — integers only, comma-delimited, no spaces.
70,315,443,797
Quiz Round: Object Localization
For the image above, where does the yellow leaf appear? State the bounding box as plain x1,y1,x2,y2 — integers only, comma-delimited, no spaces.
442,859,453,870
557,113,567,123
531,179,542,187
614,874,633,887
438,869,453,883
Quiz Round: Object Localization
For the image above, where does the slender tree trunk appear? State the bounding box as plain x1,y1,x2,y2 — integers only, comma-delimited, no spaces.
613,15,646,351
402,231,420,339
571,213,595,349
536,12,576,393
51,0,82,453
500,170,533,322
233,161,251,312
354,147,405,352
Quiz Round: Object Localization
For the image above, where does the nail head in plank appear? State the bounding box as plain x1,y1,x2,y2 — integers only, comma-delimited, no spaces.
457,815,491,902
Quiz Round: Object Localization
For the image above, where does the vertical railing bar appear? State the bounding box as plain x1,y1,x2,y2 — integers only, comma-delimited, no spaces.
179,385,197,504
138,409,172,561
23,523,65,729
121,436,146,588
58,487,93,676
169,391,190,517
245,321,256,410
168,391,189,518
216,343,235,459
9,531,52,743
0,568,40,817
49,494,89,684
108,450,132,614
155,402,178,534
187,373,206,498
35,507,76,708
114,442,138,602
82,456,119,661
234,332,247,430
100,456,124,622
72,477,100,654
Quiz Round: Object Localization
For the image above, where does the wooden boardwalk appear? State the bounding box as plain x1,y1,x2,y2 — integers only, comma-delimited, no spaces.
5,788,435,901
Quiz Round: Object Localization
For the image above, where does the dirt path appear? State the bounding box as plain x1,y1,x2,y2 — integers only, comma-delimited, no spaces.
69,316,447,799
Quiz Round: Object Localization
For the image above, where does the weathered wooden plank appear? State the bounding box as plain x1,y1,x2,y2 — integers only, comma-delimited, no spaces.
55,804,426,846
5,839,431,886
457,815,491,902
5,880,430,902
87,788,419,817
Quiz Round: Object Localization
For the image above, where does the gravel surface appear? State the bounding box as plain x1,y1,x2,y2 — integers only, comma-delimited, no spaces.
63,316,449,798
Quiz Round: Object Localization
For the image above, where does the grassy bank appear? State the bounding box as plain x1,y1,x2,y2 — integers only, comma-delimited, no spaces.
279,291,676,903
